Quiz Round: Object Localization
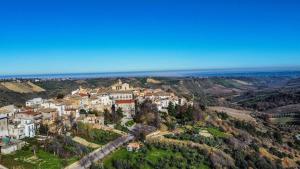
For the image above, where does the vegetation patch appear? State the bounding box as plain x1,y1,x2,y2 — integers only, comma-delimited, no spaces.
206,127,229,138
125,120,135,127
102,144,211,169
74,122,121,145
165,126,228,147
1,137,81,169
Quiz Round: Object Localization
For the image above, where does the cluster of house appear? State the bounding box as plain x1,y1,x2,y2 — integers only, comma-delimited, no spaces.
134,88,193,112
0,79,192,154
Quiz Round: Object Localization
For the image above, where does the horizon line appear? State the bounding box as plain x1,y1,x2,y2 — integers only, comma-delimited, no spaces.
1,66,300,77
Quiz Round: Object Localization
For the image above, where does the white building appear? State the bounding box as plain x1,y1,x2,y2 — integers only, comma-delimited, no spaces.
15,111,42,128
97,94,112,106
41,101,66,116
71,89,80,95
110,92,133,101
8,119,35,139
26,98,44,107
0,114,8,138
0,105,17,138
77,114,104,125
115,100,135,118
22,119,35,138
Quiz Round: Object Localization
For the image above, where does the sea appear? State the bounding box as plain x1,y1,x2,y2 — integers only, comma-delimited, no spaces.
1,69,300,80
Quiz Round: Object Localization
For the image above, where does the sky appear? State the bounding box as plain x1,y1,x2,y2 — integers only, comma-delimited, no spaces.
0,0,300,75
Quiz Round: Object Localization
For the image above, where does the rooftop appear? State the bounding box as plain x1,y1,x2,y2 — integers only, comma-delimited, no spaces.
115,100,135,104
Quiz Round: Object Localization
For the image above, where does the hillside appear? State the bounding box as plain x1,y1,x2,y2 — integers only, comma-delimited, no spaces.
1,77,300,112
0,81,45,93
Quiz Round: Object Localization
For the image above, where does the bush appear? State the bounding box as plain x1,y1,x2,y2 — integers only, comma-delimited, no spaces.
217,112,229,120
125,120,135,127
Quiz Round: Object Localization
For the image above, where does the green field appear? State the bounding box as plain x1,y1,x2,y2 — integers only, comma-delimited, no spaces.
1,146,78,169
103,146,210,169
206,127,229,138
76,123,121,145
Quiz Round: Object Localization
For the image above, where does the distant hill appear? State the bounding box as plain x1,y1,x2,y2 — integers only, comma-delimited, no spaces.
146,78,162,84
0,81,45,93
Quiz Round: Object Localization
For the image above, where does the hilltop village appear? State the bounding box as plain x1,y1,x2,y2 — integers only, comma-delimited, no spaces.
0,78,300,169
0,80,191,154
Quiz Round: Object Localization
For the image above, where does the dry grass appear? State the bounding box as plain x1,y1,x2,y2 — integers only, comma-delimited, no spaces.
259,147,279,161
146,78,162,84
72,136,101,149
281,157,299,168
0,82,45,93
209,106,256,123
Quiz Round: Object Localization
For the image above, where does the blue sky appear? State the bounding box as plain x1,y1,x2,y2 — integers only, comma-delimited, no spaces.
0,0,300,75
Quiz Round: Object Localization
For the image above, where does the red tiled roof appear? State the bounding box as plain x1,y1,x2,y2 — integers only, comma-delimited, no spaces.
115,100,135,104
79,93,89,97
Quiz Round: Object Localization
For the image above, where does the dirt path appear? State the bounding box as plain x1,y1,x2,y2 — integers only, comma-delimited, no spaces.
72,136,101,149
93,124,127,136
0,164,8,169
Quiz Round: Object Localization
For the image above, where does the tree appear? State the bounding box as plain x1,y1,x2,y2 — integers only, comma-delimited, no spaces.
174,104,194,124
273,131,283,144
114,107,124,123
89,110,103,117
39,123,49,135
90,162,103,169
104,109,113,124
233,150,248,168
134,99,160,127
167,102,176,116
31,145,37,156
56,93,65,99
79,109,87,114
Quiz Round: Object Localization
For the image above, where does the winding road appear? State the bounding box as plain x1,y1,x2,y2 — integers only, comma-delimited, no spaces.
65,134,135,169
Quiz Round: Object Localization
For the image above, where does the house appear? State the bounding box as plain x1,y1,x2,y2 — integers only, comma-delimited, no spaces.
0,105,16,117
71,89,80,95
127,142,141,152
41,101,66,116
0,114,8,138
39,108,58,122
64,108,77,117
8,122,25,140
26,98,44,107
1,140,26,154
90,89,99,96
89,97,111,112
115,100,135,118
15,111,42,129
97,94,113,106
8,119,35,139
77,114,104,125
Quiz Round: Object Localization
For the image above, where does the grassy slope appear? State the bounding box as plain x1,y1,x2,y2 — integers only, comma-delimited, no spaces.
103,148,210,169
1,147,78,169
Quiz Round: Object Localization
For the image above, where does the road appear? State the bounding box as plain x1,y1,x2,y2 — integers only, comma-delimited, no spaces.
65,134,135,169
0,164,8,169
65,124,156,169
